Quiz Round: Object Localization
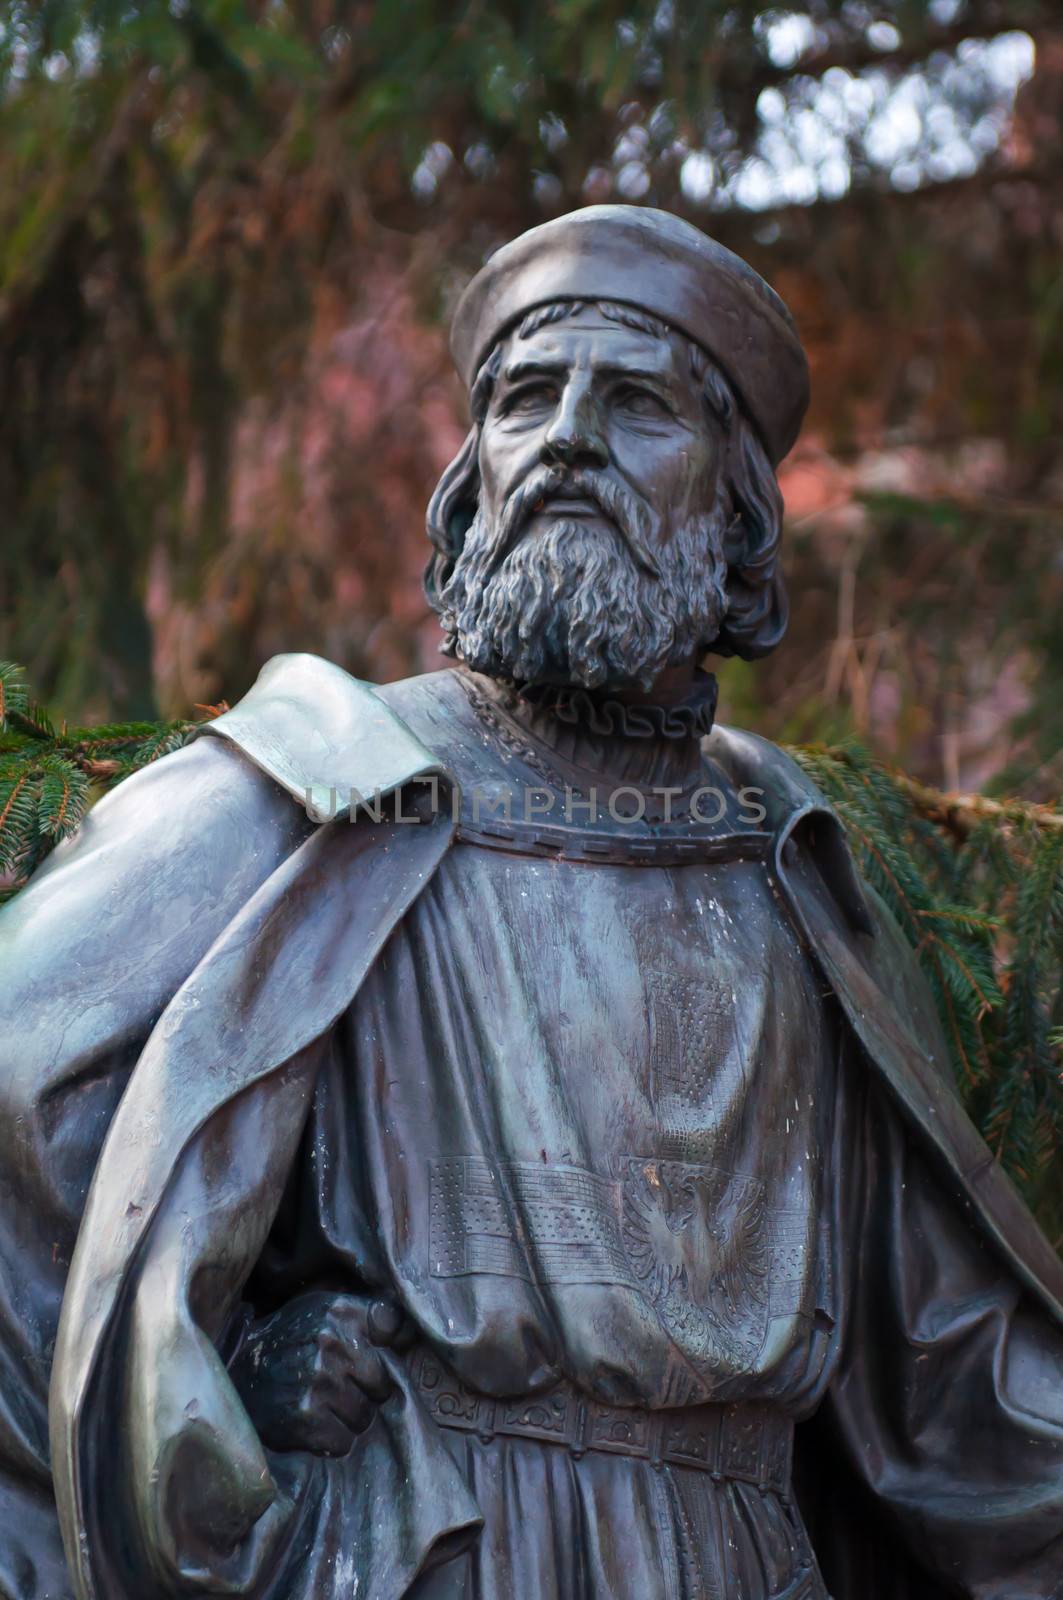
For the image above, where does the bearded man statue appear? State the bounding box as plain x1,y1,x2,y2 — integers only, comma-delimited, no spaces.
1,207,1061,1600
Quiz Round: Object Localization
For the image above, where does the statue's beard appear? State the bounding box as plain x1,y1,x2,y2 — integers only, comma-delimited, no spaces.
438,466,730,691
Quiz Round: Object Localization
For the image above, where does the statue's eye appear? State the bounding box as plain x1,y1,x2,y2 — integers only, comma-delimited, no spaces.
505,382,557,414
616,385,670,419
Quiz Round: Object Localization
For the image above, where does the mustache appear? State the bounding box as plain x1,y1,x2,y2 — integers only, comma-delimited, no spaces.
490,465,662,581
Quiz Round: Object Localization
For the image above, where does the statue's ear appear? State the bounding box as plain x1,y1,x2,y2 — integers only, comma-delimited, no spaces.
713,419,788,661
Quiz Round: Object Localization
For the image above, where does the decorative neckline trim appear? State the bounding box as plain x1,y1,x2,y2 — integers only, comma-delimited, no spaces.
515,674,718,742
456,669,716,803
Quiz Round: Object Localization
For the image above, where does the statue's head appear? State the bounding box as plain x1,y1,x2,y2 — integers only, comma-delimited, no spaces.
426,206,808,692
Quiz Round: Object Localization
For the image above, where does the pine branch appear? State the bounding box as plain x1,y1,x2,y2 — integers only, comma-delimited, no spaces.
0,768,38,873
793,740,1063,1217
0,662,29,724
37,754,89,840
0,665,220,896
894,775,1063,840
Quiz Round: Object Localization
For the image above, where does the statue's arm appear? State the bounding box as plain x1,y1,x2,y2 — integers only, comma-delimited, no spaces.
823,1061,1063,1597
47,793,458,1599
0,738,310,1500
1,734,311,1164
117,1043,325,1595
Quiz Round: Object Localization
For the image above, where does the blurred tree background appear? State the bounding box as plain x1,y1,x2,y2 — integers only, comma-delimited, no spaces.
1,3,1061,1217
2,0,1061,793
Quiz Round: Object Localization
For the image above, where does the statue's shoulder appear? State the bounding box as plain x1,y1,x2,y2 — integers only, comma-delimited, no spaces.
201,654,452,819
373,662,471,731
702,722,823,824
708,720,886,949
710,724,985,1122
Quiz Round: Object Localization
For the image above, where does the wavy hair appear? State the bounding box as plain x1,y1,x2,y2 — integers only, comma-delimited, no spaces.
425,299,787,660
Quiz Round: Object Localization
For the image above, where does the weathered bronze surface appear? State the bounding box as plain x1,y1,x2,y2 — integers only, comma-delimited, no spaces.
1,206,1061,1599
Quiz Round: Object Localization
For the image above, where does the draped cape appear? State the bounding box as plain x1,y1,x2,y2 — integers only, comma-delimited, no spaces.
0,653,1057,1598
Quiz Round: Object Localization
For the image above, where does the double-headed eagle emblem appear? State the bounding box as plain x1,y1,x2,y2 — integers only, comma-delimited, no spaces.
620,1158,772,1374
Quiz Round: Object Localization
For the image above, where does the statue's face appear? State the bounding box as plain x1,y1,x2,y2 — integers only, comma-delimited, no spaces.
438,309,732,691
477,315,719,556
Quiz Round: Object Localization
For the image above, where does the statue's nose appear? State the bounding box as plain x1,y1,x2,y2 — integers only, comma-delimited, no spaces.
540,390,608,469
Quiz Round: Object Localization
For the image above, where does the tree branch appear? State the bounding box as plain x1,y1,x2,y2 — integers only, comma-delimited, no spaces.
894,773,1063,839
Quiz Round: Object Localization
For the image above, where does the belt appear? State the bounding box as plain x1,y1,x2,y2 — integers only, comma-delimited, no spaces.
409,1348,794,1495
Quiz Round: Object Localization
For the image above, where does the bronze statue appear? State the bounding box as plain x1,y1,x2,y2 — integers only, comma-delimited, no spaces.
1,207,1061,1600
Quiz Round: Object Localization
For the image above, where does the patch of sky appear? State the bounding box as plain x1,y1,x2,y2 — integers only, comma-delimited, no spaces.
866,20,901,53
425,11,1033,217
680,151,717,203
704,24,1036,211
321,25,350,62
616,160,652,199
4,16,101,85
539,113,568,154
928,0,966,22
754,10,820,70
464,142,496,181
533,172,564,208
412,141,454,203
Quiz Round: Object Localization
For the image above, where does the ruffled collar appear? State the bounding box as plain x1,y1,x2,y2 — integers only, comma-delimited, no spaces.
458,669,716,792
516,673,717,742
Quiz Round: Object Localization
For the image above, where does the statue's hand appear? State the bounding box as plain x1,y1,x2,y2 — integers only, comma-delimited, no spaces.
229,1291,407,1457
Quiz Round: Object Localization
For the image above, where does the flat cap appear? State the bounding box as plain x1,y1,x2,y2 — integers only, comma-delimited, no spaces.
451,205,809,465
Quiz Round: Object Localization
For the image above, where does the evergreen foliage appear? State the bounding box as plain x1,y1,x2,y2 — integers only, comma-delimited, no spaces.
2,1,1060,757
795,742,1063,1241
3,663,1059,1243
0,660,208,895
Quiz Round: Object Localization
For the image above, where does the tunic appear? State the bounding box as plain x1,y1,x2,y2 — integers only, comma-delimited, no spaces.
258,673,843,1598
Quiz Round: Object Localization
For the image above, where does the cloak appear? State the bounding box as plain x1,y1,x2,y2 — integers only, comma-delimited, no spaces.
0,653,1059,1598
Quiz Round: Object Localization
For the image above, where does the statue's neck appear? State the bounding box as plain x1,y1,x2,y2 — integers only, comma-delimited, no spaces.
460,668,716,792
607,660,702,711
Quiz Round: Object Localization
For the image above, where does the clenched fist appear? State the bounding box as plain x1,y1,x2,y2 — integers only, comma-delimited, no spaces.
229,1291,408,1457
